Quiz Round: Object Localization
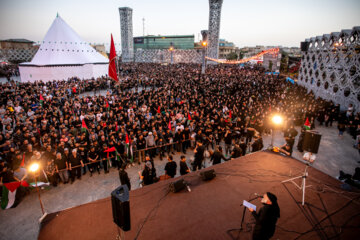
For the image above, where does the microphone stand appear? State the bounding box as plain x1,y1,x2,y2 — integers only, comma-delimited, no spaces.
239,195,260,231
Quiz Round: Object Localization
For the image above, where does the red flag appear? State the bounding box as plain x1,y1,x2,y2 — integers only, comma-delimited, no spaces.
81,119,88,132
108,34,118,82
304,117,311,130
103,122,107,128
105,100,109,109
125,134,130,144
115,122,118,132
21,181,29,187
157,106,161,114
39,94,44,101
229,110,232,119
188,113,192,121
168,120,172,130
20,154,25,167
104,147,116,153
4,182,21,192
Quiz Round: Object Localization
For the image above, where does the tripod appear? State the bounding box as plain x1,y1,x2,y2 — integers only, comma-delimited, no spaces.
282,163,312,206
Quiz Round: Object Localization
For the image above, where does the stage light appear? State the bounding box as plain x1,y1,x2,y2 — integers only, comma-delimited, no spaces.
272,115,283,125
29,163,39,173
202,41,207,47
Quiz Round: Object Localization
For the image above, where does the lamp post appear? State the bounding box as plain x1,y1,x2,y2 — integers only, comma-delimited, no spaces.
29,163,45,215
169,43,174,64
201,40,207,74
270,115,283,147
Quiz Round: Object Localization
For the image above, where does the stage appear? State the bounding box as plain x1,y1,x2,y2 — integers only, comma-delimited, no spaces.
38,151,360,240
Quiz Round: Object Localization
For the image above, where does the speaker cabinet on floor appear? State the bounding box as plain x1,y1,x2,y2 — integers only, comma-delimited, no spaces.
303,130,322,154
111,185,131,231
169,179,186,193
200,169,216,181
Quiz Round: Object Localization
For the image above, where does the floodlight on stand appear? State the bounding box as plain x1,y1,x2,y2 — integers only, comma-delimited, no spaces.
270,115,283,147
29,162,47,222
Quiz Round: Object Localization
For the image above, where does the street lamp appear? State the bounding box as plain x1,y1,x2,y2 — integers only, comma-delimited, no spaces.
169,43,174,64
29,162,46,219
270,115,283,147
201,41,207,74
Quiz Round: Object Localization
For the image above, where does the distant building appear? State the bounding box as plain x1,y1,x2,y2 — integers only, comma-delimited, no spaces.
134,35,194,50
281,47,301,57
0,39,34,50
0,39,38,63
218,39,240,59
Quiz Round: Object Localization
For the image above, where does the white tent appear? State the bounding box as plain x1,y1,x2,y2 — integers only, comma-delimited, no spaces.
19,15,108,82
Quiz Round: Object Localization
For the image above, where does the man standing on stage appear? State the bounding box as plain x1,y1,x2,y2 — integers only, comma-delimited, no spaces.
248,192,280,240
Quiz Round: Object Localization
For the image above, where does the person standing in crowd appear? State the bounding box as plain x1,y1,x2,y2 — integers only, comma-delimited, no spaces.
140,161,157,186
69,149,84,183
179,155,190,175
193,141,205,171
88,146,100,176
164,155,177,178
211,146,228,165
119,164,131,190
248,192,280,240
55,152,69,184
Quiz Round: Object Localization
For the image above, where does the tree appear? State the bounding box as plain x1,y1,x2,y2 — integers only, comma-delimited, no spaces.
226,52,238,60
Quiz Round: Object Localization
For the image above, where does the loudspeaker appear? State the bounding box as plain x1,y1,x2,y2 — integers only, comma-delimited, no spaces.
169,179,186,193
200,169,216,181
303,131,322,154
111,185,131,231
301,42,310,52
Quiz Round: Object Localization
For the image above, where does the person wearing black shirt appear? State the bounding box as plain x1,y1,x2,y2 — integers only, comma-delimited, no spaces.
248,192,280,240
239,138,247,156
230,144,242,159
193,141,205,171
137,134,146,164
119,164,131,190
100,144,109,173
211,146,228,165
279,143,293,156
164,155,177,178
179,155,190,175
88,146,100,176
69,149,84,183
141,161,156,186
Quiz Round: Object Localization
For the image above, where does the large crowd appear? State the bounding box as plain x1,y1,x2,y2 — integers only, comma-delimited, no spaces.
0,63,359,197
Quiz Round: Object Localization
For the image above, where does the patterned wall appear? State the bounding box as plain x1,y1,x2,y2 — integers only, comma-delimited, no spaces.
208,0,223,60
134,49,202,63
298,26,360,111
119,7,134,62
0,48,37,63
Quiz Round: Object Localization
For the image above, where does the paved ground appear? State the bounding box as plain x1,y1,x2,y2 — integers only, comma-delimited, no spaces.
0,87,359,240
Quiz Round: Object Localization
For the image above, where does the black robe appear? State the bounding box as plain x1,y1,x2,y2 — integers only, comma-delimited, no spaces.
252,203,280,240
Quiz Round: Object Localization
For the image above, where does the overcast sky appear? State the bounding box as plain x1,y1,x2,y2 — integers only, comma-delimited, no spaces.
0,0,359,49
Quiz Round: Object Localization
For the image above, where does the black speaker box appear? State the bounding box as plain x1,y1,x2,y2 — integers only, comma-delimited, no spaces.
169,179,186,193
303,131,322,154
200,169,216,181
301,42,310,52
111,185,131,231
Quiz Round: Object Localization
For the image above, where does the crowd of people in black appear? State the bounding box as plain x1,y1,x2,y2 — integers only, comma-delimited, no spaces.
0,63,359,194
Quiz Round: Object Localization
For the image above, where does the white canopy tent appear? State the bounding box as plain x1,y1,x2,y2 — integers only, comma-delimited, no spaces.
19,15,108,82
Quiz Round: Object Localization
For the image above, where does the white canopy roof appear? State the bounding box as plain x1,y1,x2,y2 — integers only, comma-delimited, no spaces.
22,15,108,66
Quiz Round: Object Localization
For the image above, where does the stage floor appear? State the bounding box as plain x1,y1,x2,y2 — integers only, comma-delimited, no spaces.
38,151,360,240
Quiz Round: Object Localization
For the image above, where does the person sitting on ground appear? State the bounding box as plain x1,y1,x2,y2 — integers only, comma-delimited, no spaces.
140,161,157,186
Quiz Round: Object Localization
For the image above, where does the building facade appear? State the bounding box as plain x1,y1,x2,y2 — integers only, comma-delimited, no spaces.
298,26,360,111
0,39,38,63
